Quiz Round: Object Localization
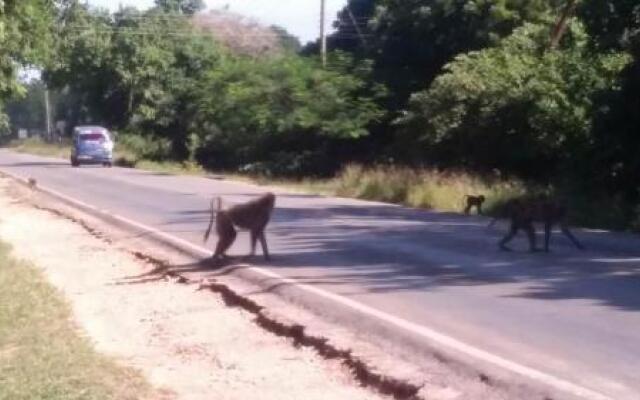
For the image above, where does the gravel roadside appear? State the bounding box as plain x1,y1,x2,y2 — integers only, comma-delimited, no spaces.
0,177,389,400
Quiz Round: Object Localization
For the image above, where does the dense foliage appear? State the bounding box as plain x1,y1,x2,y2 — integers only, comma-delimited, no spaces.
0,0,57,129
587,8,640,206
4,81,48,133
327,0,562,110
41,1,383,175
398,23,630,179
4,0,640,227
190,53,384,174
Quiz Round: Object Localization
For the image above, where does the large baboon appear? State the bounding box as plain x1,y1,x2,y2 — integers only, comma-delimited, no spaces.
464,195,485,215
203,192,276,261
498,197,584,252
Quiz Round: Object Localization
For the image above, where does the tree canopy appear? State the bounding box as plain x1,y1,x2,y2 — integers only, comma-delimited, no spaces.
0,0,57,129
398,22,629,179
327,0,563,110
154,0,205,15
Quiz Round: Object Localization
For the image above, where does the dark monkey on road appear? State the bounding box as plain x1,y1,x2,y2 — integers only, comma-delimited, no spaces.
204,193,276,261
497,197,584,252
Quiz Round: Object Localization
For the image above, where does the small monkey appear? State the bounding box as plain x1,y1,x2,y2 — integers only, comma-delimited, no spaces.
203,193,276,262
464,195,485,215
27,177,37,188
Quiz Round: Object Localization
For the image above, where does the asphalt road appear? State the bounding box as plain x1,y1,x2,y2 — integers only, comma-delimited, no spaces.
1,149,639,400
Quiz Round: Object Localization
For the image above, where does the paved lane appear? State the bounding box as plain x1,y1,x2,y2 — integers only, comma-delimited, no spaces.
1,149,639,399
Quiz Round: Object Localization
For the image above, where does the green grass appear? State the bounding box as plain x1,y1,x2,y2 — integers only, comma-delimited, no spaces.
133,159,205,176
332,164,526,213
0,241,156,400
8,137,71,159
248,175,338,196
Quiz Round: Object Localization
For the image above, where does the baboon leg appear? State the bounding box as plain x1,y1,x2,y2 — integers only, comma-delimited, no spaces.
544,222,553,252
260,235,270,260
213,216,237,259
214,230,236,259
249,230,271,261
258,231,271,261
464,204,472,215
499,222,519,251
477,203,483,215
560,222,585,250
249,230,259,257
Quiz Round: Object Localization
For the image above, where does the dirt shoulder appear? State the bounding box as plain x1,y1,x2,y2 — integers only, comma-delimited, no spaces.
0,177,389,400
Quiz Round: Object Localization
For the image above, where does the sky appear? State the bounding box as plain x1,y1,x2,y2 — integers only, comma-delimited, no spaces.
87,0,349,43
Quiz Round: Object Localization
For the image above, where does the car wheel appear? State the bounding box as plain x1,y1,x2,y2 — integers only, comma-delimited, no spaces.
71,158,79,167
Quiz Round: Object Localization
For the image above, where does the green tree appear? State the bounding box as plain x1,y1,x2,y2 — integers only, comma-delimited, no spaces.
191,53,384,175
46,3,221,140
4,80,47,133
0,0,56,128
270,25,302,53
398,22,629,179
579,0,640,50
588,34,640,209
45,2,113,124
335,0,561,110
328,0,377,55
154,0,205,15
45,2,383,173
570,0,640,210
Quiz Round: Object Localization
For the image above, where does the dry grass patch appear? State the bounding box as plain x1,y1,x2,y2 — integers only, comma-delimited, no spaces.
0,241,156,400
334,164,526,213
8,137,70,159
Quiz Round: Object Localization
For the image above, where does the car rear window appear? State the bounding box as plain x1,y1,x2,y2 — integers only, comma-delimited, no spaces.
79,133,106,141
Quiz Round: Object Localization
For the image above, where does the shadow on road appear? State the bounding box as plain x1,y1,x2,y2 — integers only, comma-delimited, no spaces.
136,192,640,312
0,161,69,168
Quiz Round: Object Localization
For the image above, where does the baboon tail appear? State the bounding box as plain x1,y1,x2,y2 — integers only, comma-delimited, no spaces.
203,197,221,242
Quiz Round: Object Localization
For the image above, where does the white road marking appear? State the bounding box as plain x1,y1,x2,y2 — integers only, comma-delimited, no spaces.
1,168,614,400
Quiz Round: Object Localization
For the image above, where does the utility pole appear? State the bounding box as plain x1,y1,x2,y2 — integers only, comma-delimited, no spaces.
320,0,327,67
44,88,51,141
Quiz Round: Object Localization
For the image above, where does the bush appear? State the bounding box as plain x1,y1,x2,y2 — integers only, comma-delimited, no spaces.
191,52,384,172
397,22,630,181
334,164,527,212
116,133,172,161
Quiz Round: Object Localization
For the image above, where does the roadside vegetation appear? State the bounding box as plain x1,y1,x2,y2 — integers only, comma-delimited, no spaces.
1,0,639,231
9,137,71,159
8,136,525,211
0,241,154,400
7,135,632,230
